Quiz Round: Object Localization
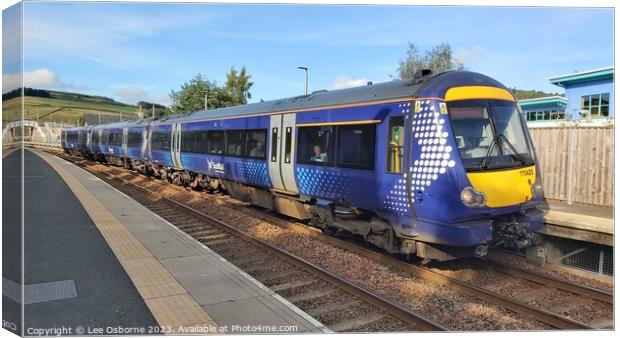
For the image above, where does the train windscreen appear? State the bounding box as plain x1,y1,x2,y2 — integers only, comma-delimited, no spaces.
447,99,535,171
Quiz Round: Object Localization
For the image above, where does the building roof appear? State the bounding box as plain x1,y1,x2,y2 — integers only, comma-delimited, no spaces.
549,67,614,88
518,95,568,108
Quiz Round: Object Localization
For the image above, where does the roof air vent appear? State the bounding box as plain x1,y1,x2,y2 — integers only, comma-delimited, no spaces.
413,69,433,83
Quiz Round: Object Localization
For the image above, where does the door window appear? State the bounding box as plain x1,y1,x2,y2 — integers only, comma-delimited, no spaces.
387,117,405,173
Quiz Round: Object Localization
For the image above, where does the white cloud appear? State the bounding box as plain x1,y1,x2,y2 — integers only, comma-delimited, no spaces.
113,85,170,106
25,68,60,87
115,85,149,104
23,6,212,69
3,73,21,93
149,94,171,106
330,75,370,90
455,45,489,66
3,68,61,92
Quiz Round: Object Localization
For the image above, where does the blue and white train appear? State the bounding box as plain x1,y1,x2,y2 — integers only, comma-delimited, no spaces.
62,70,545,260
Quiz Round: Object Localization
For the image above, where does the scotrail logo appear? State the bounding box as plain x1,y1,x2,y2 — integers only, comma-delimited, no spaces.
207,159,225,174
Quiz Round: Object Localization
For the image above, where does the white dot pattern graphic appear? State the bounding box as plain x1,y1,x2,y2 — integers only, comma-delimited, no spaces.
411,100,455,192
383,100,455,215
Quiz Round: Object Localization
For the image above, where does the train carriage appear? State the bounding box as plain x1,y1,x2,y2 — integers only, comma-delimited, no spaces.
62,126,89,156
63,70,545,261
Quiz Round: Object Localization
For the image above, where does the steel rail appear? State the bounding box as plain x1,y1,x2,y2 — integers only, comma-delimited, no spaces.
223,208,596,330
58,154,447,332
56,152,600,330
478,260,613,304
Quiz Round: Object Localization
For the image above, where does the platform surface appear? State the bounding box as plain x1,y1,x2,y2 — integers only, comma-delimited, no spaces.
540,199,613,246
32,149,328,334
3,149,158,335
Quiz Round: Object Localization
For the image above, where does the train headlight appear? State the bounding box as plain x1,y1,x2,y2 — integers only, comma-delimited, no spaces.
461,186,486,207
531,181,544,199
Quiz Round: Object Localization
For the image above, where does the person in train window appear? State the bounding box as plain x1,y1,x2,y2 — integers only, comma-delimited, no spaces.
250,140,265,158
310,144,327,162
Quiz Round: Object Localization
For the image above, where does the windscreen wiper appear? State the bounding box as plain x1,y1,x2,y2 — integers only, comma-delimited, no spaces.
477,136,498,170
497,133,527,165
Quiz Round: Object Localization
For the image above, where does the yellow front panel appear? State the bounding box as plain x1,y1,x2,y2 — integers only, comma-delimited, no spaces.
466,166,536,208
445,86,516,102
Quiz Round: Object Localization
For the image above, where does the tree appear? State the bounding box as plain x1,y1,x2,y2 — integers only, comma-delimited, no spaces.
169,73,220,114
224,66,254,105
511,88,563,100
397,42,464,79
169,68,254,114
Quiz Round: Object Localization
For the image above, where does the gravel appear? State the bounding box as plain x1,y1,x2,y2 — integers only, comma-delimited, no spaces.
84,163,609,331
488,250,613,293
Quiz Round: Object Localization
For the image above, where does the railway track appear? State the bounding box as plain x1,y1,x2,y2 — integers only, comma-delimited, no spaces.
54,153,446,332
53,151,613,330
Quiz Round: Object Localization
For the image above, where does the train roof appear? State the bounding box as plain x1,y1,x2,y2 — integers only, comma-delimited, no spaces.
156,76,427,124
63,126,87,132
90,118,153,130
64,71,510,129
155,70,509,125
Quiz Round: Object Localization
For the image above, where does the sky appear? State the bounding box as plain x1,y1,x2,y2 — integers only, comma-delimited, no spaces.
2,2,615,106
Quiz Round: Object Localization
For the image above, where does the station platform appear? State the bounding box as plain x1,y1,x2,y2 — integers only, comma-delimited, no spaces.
13,149,328,334
539,199,613,246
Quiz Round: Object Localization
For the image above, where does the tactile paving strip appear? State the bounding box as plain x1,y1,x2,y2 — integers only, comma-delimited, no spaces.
3,278,77,305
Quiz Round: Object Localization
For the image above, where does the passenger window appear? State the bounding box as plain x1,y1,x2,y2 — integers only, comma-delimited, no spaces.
102,130,109,144
152,131,170,150
128,131,142,147
110,132,120,146
208,131,225,154
297,126,335,165
245,129,267,159
387,117,405,173
195,131,209,154
337,124,376,170
152,132,161,150
79,131,88,145
181,131,195,153
161,132,171,150
226,130,245,156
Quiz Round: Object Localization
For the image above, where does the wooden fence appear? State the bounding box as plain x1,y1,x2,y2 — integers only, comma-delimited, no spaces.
530,126,614,207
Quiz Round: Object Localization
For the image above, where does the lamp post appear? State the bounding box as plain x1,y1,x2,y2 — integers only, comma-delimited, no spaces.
297,66,308,95
204,88,208,110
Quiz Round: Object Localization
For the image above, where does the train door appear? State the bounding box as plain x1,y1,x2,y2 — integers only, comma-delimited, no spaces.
269,115,285,190
122,128,128,157
281,114,298,193
97,130,102,152
171,123,183,170
268,114,299,193
86,128,92,149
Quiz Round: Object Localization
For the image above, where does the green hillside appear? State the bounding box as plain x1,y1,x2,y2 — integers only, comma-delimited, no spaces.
2,88,142,126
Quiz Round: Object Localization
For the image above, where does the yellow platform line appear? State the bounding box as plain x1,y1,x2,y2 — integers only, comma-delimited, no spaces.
33,150,216,333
